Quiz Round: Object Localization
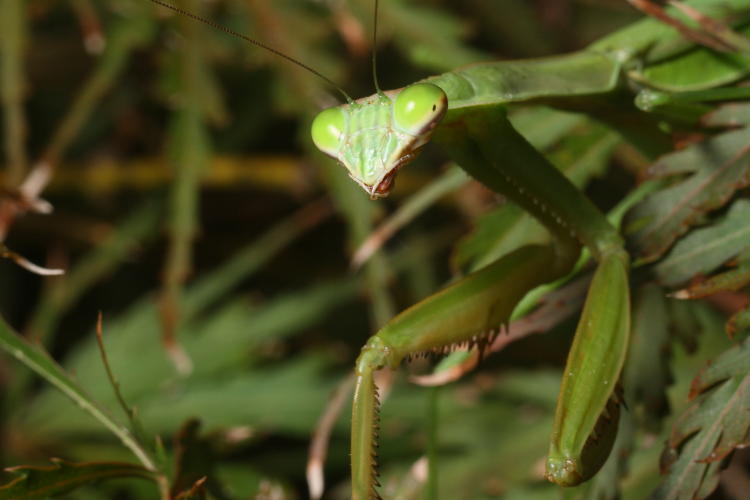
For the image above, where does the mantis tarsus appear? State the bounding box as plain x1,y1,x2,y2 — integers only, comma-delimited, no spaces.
150,0,750,497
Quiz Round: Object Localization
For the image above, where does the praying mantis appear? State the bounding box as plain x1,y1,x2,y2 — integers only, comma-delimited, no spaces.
309,1,750,497
149,0,750,497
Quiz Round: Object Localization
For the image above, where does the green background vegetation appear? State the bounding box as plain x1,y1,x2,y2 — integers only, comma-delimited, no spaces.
0,1,748,499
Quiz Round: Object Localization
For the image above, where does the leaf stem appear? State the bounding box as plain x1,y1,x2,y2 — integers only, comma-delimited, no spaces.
0,316,169,498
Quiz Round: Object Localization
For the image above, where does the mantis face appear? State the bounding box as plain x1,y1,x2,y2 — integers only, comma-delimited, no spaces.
311,83,448,198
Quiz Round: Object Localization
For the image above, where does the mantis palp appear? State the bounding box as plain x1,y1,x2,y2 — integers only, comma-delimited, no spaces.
149,0,750,497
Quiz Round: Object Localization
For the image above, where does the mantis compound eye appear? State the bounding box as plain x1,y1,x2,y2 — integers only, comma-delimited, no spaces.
311,106,347,156
393,83,447,135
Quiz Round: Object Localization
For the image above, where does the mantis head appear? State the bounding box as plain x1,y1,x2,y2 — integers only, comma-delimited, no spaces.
311,83,448,198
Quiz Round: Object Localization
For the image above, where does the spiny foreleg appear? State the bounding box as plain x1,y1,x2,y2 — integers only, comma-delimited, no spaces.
545,248,630,485
350,243,578,499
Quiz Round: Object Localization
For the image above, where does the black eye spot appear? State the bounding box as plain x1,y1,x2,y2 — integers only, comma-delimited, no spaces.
432,104,436,111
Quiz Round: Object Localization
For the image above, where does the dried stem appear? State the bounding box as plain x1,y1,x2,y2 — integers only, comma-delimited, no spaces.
159,0,212,374
0,0,29,187
307,374,355,499
627,0,737,52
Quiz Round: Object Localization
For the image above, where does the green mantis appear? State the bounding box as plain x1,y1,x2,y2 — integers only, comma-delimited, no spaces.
149,0,750,497
324,56,631,497
308,0,750,497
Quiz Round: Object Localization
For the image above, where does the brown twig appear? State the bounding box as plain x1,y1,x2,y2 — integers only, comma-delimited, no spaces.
331,0,369,58
668,0,750,53
307,374,355,500
94,312,171,498
627,0,736,52
71,0,105,54
351,167,468,269
158,0,212,375
94,312,146,440
0,0,145,243
0,0,29,187
0,243,64,276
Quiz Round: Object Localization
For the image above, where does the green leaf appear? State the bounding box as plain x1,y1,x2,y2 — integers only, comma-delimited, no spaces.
0,316,156,470
652,337,750,499
22,281,356,437
626,127,750,262
728,305,750,339
634,23,750,92
18,200,354,442
0,459,153,499
654,198,750,286
702,101,750,127
452,203,548,273
134,356,337,436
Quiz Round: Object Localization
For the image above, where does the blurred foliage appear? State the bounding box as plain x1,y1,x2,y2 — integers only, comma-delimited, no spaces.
0,1,749,499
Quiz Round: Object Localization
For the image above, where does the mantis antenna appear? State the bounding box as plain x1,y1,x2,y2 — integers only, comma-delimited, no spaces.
372,0,382,94
146,0,354,103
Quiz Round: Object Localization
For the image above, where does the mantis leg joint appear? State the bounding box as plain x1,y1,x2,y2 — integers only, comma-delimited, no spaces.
356,336,397,375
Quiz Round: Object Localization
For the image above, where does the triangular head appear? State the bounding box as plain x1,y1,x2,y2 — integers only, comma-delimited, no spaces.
311,83,448,198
